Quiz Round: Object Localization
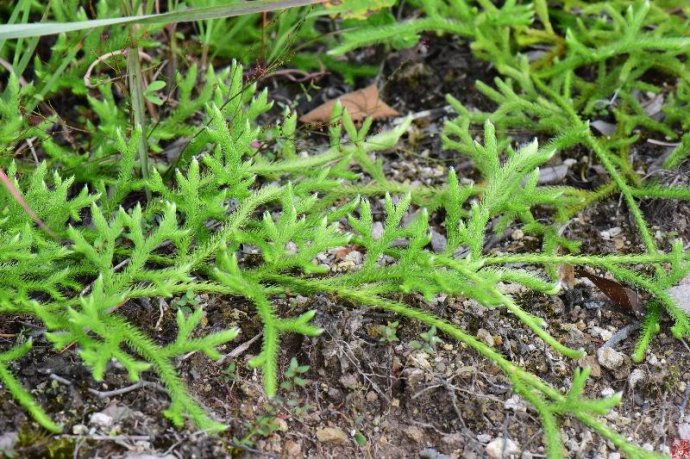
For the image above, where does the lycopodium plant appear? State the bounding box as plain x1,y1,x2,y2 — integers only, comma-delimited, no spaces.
1,1,690,458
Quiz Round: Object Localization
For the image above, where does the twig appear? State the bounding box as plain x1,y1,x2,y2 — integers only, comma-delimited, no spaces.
601,322,640,348
392,104,454,125
215,332,263,366
264,67,328,83
155,298,169,331
62,434,151,441
647,139,680,147
409,419,451,436
49,373,73,386
84,49,152,89
0,57,28,86
88,380,165,398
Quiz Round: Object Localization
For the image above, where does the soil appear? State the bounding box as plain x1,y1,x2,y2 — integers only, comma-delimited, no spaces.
2,34,690,459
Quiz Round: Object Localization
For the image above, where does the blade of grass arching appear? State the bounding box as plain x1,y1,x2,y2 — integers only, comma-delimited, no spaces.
0,0,33,59
0,0,326,40
14,0,53,77
10,0,31,70
0,0,43,81
127,36,151,198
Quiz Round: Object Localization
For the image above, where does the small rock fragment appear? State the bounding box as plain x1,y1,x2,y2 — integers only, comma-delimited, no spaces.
407,351,432,370
678,423,690,440
419,447,452,459
441,433,464,449
597,347,626,370
477,434,492,443
404,425,425,443
578,355,602,378
591,120,617,136
372,222,384,241
340,373,359,389
601,387,616,397
275,417,288,432
628,368,645,390
345,250,363,265
477,328,494,347
510,229,524,240
402,368,426,391
667,276,690,315
284,439,302,457
504,395,526,412
430,229,447,253
316,427,349,445
72,424,88,435
89,412,113,428
486,437,520,459
102,403,134,423
0,432,18,453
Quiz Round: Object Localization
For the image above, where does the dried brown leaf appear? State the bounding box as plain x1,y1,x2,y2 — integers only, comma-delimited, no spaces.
299,84,398,123
576,268,643,317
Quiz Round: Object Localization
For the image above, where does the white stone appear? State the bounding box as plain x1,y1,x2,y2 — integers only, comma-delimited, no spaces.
678,423,690,440
597,347,626,370
628,368,645,390
601,387,616,397
477,434,492,443
72,424,88,435
504,395,527,412
89,412,113,428
486,438,520,459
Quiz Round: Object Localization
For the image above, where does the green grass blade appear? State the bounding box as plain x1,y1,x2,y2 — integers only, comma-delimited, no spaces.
0,0,324,40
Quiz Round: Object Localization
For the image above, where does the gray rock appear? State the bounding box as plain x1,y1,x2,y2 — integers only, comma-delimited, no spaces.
597,347,626,370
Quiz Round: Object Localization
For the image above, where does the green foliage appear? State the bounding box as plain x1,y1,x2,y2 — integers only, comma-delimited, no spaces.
410,326,443,354
378,320,400,344
2,1,690,458
280,357,310,391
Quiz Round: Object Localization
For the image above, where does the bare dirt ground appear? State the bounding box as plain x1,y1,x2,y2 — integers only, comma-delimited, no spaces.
1,35,689,459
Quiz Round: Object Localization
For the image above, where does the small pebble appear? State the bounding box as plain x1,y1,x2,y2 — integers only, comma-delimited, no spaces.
316,427,348,445
486,438,520,459
404,426,425,443
628,368,645,390
89,412,113,428
72,424,88,435
477,434,492,443
597,347,626,370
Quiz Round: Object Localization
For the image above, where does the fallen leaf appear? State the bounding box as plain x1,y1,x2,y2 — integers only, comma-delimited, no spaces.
299,84,398,124
576,268,643,317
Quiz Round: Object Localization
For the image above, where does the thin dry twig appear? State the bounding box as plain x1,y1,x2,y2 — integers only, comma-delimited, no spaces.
84,49,153,89
215,332,263,365
0,57,28,86
88,380,166,398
